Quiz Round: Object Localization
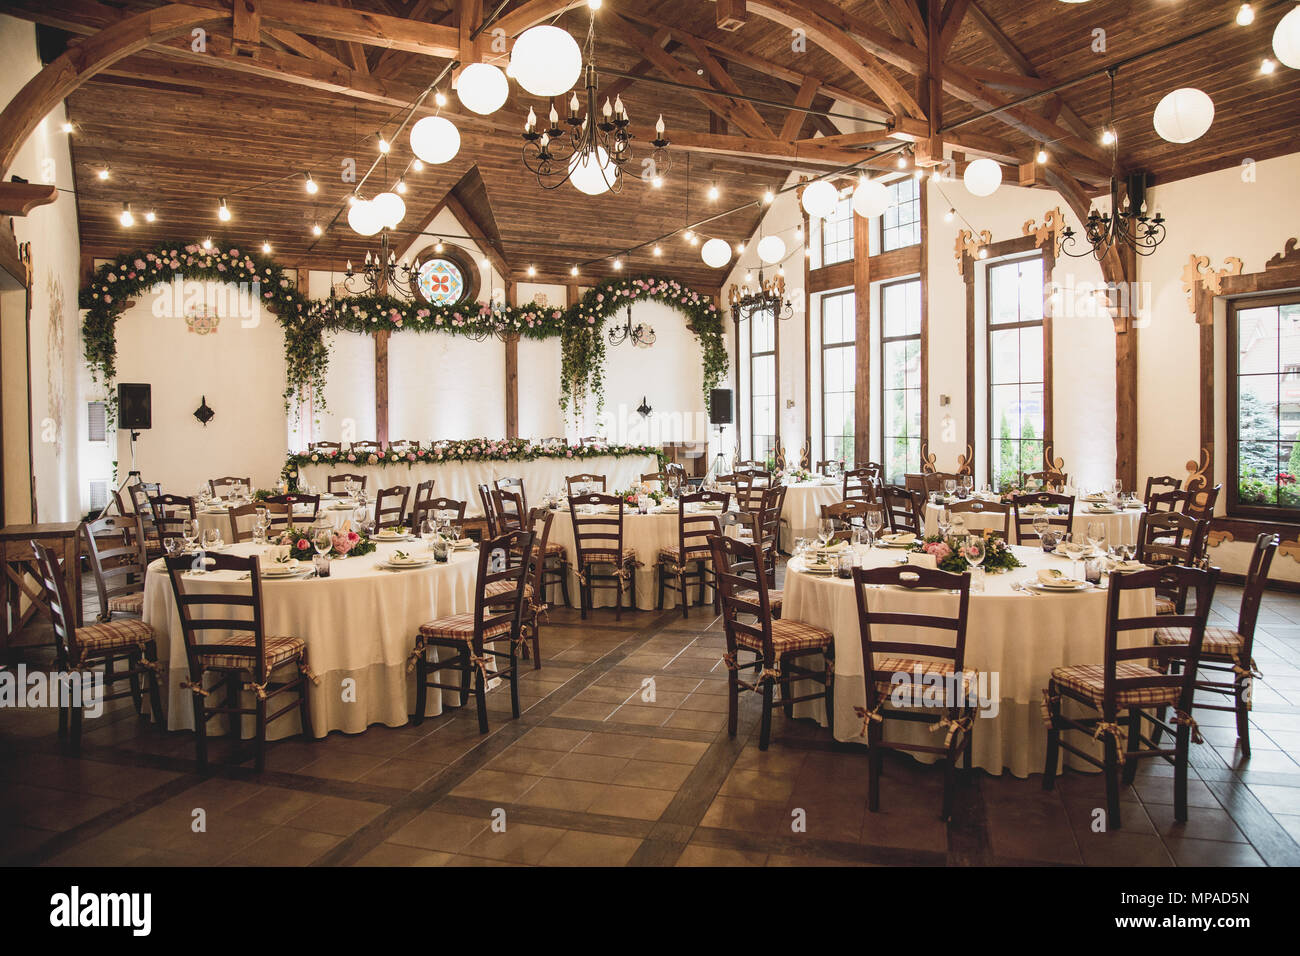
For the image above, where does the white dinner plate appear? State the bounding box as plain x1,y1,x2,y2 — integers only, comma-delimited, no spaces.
381,557,432,570
1025,578,1091,592
261,562,302,577
374,532,413,542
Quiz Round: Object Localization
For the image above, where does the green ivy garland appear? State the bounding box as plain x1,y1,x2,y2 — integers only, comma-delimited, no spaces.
80,245,728,420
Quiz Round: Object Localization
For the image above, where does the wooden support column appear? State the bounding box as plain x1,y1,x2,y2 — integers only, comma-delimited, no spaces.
374,329,389,446
1115,244,1138,491
505,279,519,439
853,211,871,464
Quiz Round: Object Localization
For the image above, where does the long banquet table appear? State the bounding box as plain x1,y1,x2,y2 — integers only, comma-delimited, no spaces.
296,453,660,517
781,544,1154,777
142,540,480,739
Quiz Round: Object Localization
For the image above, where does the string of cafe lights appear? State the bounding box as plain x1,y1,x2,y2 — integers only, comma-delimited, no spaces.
82,1,1298,266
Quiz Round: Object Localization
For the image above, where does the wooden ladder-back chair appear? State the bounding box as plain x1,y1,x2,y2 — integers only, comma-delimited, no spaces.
1143,475,1183,508
568,492,637,620
83,513,150,620
162,551,315,771
373,485,411,530
565,473,607,494
413,497,467,535
657,489,730,617
946,498,1011,539
326,473,368,494
1009,492,1074,545
411,528,536,733
33,542,164,750
1043,564,1219,828
843,467,880,503
1135,510,1209,616
262,493,320,532
711,534,833,751
881,484,925,535
851,564,975,820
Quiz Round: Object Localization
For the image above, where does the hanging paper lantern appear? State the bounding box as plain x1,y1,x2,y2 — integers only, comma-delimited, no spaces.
510,26,583,97
1153,88,1215,143
963,158,1002,197
851,178,891,218
757,235,786,265
371,191,406,229
409,115,460,165
701,237,732,268
1274,5,1300,69
456,63,509,115
568,147,613,196
800,179,838,219
347,199,382,237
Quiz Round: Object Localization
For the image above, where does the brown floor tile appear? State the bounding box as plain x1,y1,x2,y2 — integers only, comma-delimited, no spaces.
540,829,643,866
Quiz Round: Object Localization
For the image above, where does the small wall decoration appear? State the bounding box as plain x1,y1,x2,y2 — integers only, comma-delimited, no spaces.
1184,447,1211,490
636,396,652,417
185,306,220,335
1266,237,1300,270
193,395,214,426
1179,254,1243,315
1022,207,1067,256
954,228,992,273
1042,442,1067,479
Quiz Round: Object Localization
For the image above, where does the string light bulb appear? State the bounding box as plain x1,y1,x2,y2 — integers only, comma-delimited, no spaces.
570,265,579,276
377,136,390,153
1036,149,1048,164
735,242,745,254
527,265,537,276
144,210,156,223
118,203,134,227
684,229,695,241
201,238,213,250
434,239,444,252
1236,3,1255,26
1261,57,1277,74
1101,128,1116,145
762,188,775,204
312,222,322,236
61,121,74,134
652,244,662,257
262,240,272,253
651,175,663,188
412,158,424,171
613,257,623,270
945,208,955,223
396,178,407,194
96,168,109,180
434,91,448,107
708,183,719,200
217,198,231,221
304,173,318,194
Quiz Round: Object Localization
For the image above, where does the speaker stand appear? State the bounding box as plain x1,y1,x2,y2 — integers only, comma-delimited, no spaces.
102,430,143,518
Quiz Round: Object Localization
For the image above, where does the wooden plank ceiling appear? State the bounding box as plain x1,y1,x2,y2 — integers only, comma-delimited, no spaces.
12,0,1299,288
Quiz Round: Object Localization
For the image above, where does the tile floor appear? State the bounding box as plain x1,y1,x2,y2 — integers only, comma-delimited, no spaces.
3,571,1299,867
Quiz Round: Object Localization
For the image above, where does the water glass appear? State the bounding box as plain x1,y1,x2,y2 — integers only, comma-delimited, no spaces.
201,527,221,551
313,554,331,578
313,528,332,556
866,510,884,547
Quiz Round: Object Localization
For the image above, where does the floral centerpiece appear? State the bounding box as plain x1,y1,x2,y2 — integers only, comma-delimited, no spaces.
778,467,814,484
910,532,1024,574
275,524,375,561
614,483,664,508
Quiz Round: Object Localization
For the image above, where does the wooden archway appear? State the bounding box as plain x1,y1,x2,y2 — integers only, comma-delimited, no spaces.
0,4,225,180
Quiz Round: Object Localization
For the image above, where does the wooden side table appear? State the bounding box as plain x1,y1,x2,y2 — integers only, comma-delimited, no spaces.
1,522,83,651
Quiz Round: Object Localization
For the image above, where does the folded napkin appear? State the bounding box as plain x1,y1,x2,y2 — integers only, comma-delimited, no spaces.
881,532,916,546
906,552,937,569
1036,568,1083,586
821,540,849,552
1021,504,1047,514
698,502,724,511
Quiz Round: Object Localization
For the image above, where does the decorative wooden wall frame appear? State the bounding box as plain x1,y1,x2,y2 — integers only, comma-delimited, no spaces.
1021,207,1067,256
953,228,992,275
1041,441,1067,478
1189,237,1300,508
1180,254,1243,316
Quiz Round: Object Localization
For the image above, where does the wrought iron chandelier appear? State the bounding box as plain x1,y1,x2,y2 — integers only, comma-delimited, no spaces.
1060,68,1168,260
607,304,655,348
520,15,669,194
342,230,420,299
727,267,793,323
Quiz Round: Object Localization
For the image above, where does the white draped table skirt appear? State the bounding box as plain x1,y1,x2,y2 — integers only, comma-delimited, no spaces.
781,545,1154,777
142,541,481,739
923,499,1145,547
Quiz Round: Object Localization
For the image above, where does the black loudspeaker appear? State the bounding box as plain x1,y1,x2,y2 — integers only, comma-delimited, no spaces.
118,383,152,430
709,388,733,426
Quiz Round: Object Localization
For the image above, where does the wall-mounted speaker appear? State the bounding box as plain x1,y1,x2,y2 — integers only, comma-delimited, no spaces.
117,383,152,430
709,388,733,426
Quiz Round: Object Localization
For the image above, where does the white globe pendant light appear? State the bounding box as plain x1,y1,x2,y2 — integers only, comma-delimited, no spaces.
963,158,1002,197
568,147,612,196
347,199,382,237
409,115,460,165
1274,5,1300,69
701,237,732,268
372,191,406,229
852,177,891,218
801,179,838,219
1153,88,1215,143
456,62,509,115
757,235,786,265
510,25,583,97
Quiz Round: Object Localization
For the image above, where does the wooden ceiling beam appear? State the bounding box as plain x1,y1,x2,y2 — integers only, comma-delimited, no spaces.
261,26,350,70
937,0,974,58
779,76,821,141
885,0,929,50
677,32,777,139
669,130,897,172
319,0,372,75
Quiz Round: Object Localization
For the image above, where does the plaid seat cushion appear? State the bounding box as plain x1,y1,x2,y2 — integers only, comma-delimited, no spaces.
106,592,145,615
659,544,712,562
736,587,782,608
1154,625,1245,659
199,634,305,670
1155,596,1176,615
76,617,154,651
870,656,971,697
580,548,637,566
1050,661,1180,709
543,542,566,556
736,618,832,654
418,613,512,642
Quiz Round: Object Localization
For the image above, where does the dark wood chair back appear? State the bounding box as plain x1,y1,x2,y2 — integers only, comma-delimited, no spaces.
413,497,467,532
677,490,730,560
1104,565,1219,714
226,503,261,543
843,467,880,502
388,439,421,453
493,487,526,533
853,462,884,481
1146,487,1185,514
471,528,536,645
162,551,274,686
881,484,925,535
851,564,972,715
150,494,197,545
1010,492,1075,543
923,471,961,494
816,459,844,476
1235,534,1278,659
752,484,786,556
494,475,527,514
711,534,779,660
1183,483,1220,520
568,492,625,567
947,497,1010,538
32,542,81,667
734,460,766,472
82,514,148,622
1136,510,1206,567
263,493,320,530
349,440,381,454
1021,470,1067,492
309,441,342,454
374,485,411,530
478,483,498,536
209,476,250,498
565,473,607,494
1143,475,1183,507
822,499,884,531
326,473,368,493
903,473,927,495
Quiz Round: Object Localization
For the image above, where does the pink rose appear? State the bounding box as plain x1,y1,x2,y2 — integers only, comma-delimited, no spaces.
296,538,309,550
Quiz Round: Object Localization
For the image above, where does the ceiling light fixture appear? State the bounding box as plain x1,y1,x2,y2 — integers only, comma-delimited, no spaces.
118,203,134,227
304,173,318,194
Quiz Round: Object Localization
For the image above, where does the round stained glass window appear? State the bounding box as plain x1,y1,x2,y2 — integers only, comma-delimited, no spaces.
416,258,465,306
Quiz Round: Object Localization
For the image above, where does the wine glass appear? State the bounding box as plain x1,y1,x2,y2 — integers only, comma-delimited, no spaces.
313,528,332,557
1032,514,1050,544
943,478,956,498
163,537,179,557
964,535,986,591
201,527,220,551
1086,520,1107,554
865,510,884,548
817,518,834,549
937,507,952,539
252,517,268,545
181,519,199,550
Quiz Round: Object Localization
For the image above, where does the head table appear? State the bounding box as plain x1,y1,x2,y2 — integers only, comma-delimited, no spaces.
781,544,1154,777
142,540,480,739
922,496,1145,547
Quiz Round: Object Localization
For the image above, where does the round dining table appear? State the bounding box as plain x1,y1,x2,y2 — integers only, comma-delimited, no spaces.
195,494,370,542
922,496,1145,547
142,539,479,739
778,479,843,551
781,544,1155,777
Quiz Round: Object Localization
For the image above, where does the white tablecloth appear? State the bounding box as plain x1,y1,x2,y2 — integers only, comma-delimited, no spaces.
546,506,738,611
779,480,843,551
142,541,479,739
297,453,659,517
781,545,1154,777
923,498,1145,547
